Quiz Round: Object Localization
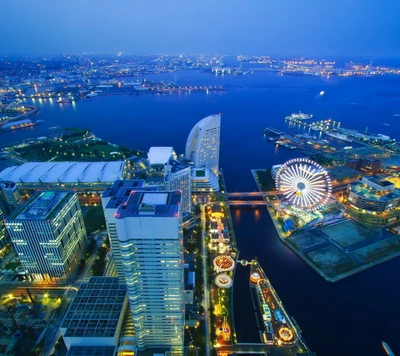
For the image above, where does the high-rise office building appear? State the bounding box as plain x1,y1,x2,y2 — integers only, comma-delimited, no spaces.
106,187,184,353
164,158,192,213
5,191,88,281
101,179,149,281
185,114,221,174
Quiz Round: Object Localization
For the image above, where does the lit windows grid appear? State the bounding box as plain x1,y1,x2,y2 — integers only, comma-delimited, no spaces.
5,193,87,278
117,219,184,351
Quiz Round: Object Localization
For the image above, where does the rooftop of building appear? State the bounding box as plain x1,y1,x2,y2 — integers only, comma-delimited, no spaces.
103,180,157,210
194,114,221,129
364,176,394,188
115,190,181,219
8,190,73,221
0,161,125,184
0,181,17,190
350,181,400,201
102,179,145,199
61,277,127,339
328,165,360,181
66,346,116,356
165,158,190,175
147,146,174,166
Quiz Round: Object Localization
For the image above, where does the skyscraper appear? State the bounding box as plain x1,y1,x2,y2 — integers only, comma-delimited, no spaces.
185,114,221,174
106,187,184,353
5,191,88,281
164,158,192,213
101,179,149,282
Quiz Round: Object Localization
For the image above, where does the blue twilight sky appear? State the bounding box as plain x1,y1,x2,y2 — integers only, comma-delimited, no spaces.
0,0,399,57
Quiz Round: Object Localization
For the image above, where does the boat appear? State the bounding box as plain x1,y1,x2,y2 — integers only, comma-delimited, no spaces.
325,132,353,142
289,146,296,150
1,118,36,131
263,127,283,135
87,92,98,98
285,112,313,122
310,126,321,131
57,97,72,104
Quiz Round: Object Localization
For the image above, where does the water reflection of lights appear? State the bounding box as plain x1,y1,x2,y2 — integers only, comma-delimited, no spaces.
234,209,241,220
254,209,260,221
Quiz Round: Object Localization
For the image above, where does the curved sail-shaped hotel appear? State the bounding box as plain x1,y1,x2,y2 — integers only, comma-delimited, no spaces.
185,114,221,192
185,114,221,174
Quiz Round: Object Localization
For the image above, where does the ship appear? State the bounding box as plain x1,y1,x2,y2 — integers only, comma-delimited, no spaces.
325,132,353,142
1,118,37,131
57,97,72,104
263,127,283,135
285,112,313,122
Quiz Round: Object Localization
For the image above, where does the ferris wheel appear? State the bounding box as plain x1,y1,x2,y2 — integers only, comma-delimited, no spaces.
275,158,332,211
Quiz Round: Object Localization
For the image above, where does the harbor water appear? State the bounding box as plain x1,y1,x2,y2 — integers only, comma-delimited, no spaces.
1,71,400,355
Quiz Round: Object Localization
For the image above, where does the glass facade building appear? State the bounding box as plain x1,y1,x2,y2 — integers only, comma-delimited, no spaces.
5,191,88,281
105,187,184,353
164,158,192,213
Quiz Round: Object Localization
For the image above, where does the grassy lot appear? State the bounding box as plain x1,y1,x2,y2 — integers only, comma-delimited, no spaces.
82,206,106,234
254,169,276,191
13,129,145,162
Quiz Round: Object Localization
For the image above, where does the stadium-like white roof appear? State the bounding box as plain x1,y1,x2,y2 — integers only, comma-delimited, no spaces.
0,161,125,183
147,147,174,165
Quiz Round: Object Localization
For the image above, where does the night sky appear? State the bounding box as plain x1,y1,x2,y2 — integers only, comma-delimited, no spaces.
0,0,399,57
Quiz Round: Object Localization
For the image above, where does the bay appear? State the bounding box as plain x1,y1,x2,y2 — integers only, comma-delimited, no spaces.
2,71,400,355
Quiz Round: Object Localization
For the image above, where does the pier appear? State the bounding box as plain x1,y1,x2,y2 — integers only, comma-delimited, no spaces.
216,260,315,356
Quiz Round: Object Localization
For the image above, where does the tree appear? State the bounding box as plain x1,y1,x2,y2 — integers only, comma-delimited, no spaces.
78,259,85,272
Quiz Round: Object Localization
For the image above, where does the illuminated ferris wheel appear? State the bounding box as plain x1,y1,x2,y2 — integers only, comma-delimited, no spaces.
275,158,332,211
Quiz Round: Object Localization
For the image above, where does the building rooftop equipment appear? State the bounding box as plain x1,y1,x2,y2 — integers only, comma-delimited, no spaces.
9,191,71,220
114,191,181,219
61,277,127,341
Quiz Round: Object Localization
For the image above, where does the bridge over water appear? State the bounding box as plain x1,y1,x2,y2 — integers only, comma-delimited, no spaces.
224,191,279,207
